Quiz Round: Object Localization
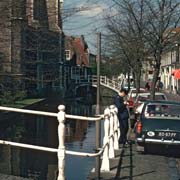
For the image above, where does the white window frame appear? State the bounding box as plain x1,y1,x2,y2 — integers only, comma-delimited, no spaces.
65,50,71,61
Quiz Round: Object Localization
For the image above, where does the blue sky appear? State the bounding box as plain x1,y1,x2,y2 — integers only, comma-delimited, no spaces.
63,0,116,53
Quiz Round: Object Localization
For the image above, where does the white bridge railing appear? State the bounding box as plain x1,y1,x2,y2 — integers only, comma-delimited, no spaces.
0,104,121,180
75,75,122,93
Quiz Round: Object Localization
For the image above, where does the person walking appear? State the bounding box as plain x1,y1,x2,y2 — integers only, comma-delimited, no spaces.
145,81,150,91
114,88,129,145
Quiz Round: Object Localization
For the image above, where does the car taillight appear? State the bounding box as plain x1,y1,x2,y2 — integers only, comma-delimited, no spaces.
136,121,142,134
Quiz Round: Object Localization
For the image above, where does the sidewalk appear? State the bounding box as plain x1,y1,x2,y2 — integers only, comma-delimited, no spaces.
88,87,180,180
0,174,33,180
141,80,180,101
88,148,124,180
162,90,180,101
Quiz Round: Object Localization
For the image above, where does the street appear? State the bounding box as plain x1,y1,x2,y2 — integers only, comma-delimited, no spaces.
116,91,180,180
115,132,180,180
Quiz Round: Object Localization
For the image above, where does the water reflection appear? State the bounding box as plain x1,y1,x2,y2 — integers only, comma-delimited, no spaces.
0,99,98,180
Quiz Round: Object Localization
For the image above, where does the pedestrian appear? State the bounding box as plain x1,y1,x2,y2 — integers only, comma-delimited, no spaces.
159,81,163,90
145,80,150,91
155,80,160,91
114,88,129,145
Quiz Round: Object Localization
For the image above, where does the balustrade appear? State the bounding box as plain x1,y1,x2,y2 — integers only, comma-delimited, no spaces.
74,75,122,93
0,104,121,179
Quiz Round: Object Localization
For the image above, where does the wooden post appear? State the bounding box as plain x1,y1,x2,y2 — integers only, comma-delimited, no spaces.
95,32,101,180
96,32,101,114
57,105,66,180
101,108,110,171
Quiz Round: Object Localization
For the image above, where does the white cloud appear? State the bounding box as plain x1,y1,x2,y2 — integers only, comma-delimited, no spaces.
63,0,115,53
77,5,104,17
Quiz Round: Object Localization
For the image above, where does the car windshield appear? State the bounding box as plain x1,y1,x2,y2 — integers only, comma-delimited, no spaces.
144,103,180,119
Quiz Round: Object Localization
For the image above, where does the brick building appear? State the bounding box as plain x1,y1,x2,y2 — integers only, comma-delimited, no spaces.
0,0,64,96
64,35,92,90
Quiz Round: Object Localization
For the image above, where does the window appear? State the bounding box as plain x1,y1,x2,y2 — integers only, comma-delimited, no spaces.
65,50,71,61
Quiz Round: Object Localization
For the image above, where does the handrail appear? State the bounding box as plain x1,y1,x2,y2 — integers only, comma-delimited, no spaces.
0,106,103,121
74,75,122,93
0,104,121,180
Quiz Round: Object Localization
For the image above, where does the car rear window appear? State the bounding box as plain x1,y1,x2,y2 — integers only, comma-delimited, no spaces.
144,103,180,119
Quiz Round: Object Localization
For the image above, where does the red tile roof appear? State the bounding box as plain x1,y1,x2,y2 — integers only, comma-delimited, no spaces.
73,37,89,66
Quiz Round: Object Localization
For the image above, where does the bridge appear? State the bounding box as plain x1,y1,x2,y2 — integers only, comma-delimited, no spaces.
74,75,123,93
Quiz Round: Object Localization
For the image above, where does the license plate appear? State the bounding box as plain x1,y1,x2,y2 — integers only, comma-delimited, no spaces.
158,132,177,138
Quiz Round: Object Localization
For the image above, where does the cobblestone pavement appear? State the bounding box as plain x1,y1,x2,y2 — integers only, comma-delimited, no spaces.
115,140,180,180
0,173,33,180
91,89,180,180
115,89,180,180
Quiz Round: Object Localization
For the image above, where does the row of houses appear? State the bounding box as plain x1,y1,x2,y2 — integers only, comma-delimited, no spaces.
0,0,96,97
141,28,180,94
160,42,180,94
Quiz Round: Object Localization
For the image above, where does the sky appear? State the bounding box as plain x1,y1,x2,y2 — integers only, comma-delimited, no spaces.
63,0,116,54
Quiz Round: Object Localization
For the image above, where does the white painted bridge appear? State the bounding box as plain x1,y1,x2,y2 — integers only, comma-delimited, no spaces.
74,75,123,93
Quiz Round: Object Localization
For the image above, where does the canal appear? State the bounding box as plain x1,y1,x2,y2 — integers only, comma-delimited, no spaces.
0,95,115,180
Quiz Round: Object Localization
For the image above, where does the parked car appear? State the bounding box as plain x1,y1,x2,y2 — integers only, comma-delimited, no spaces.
127,88,146,111
135,100,180,153
133,92,167,112
131,92,167,128
127,88,146,128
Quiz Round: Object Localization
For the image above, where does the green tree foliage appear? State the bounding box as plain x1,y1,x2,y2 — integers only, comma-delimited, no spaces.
0,77,27,105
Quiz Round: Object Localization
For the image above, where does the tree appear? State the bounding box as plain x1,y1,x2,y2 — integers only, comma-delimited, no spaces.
104,0,147,92
143,0,180,98
105,0,180,98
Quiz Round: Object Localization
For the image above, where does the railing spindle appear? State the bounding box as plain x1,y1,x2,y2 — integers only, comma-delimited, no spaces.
57,105,66,180
109,106,115,158
100,108,110,171
112,106,119,149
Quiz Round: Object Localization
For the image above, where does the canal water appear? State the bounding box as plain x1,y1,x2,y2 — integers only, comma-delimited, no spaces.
0,96,114,180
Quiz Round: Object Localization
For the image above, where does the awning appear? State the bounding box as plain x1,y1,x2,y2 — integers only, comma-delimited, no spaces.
172,69,180,79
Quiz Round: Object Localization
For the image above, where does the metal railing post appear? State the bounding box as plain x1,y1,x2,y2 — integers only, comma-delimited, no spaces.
57,105,66,180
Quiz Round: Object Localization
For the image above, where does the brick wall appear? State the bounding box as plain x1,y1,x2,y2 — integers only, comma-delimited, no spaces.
0,0,64,93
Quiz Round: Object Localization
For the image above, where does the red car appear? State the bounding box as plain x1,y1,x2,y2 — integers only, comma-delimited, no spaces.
127,88,146,111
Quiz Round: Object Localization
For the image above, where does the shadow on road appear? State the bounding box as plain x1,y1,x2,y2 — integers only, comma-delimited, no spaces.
115,142,157,180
